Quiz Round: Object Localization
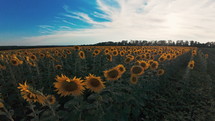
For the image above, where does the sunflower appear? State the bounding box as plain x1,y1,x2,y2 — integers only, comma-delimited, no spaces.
30,54,37,60
21,91,37,103
85,74,105,92
119,51,125,56
104,68,122,81
205,54,208,58
116,64,126,74
93,49,101,56
46,95,56,105
10,58,20,66
141,54,146,59
0,102,4,108
55,64,63,70
166,54,172,60
112,50,119,56
138,60,149,70
18,81,37,98
157,69,165,76
0,64,6,70
150,61,159,70
78,51,86,59
66,50,72,54
130,75,138,84
74,46,81,50
188,60,195,69
135,55,142,60
63,54,67,58
106,54,113,62
39,53,45,58
158,56,166,62
104,48,110,55
54,75,85,96
148,60,154,65
130,65,144,76
124,57,131,64
18,82,46,105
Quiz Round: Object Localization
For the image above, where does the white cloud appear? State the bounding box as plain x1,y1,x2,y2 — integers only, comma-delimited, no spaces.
13,0,215,45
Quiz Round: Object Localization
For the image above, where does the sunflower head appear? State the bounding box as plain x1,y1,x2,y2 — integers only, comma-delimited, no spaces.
116,64,126,74
0,64,6,70
104,68,122,81
106,54,113,62
188,60,195,69
55,64,63,70
150,61,159,70
130,75,138,84
138,60,149,70
0,102,4,108
104,49,110,55
30,54,37,60
78,51,86,59
54,76,85,96
119,51,125,56
46,95,56,105
39,53,45,58
158,56,166,62
10,58,20,66
112,50,119,56
85,74,105,92
157,69,165,76
130,65,144,76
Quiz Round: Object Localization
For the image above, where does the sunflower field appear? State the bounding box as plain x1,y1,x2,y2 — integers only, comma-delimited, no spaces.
0,46,215,121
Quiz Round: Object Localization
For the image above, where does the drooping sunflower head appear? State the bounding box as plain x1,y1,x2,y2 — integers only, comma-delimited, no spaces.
78,51,86,59
104,68,122,81
157,69,165,76
150,61,159,70
18,81,46,105
85,74,105,92
116,64,126,74
130,65,144,76
54,76,85,96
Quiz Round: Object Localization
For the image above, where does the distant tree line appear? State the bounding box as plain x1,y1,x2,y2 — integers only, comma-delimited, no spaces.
93,40,215,48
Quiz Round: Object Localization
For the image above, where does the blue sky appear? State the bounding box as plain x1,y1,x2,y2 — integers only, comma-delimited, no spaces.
0,0,215,45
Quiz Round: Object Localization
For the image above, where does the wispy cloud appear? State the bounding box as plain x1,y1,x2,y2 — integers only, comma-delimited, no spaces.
16,0,215,45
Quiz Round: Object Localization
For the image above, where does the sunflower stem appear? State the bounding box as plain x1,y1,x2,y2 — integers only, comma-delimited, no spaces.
29,102,39,121
2,106,14,121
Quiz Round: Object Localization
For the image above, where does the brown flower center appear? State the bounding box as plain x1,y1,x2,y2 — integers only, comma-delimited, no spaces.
62,81,78,92
90,78,100,87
